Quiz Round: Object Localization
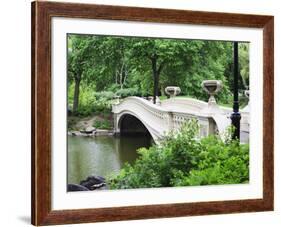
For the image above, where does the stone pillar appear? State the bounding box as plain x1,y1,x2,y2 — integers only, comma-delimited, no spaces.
167,112,174,131
113,113,120,136
208,118,217,135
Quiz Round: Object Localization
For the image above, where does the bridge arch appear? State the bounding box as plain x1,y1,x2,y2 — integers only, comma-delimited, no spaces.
115,111,157,142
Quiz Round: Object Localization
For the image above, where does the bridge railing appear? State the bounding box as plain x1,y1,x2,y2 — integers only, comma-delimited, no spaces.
112,97,214,139
112,97,170,132
160,97,208,113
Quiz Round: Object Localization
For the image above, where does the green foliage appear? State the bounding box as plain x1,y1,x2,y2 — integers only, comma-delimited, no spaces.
68,84,113,116
173,137,249,186
115,88,141,98
239,43,250,88
67,34,250,117
178,41,233,103
108,120,249,189
93,91,115,100
93,119,112,130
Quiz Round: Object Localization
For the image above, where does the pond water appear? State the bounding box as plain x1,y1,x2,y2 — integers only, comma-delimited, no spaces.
68,135,152,184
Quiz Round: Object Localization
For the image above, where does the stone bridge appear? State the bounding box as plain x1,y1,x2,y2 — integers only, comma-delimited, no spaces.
112,96,250,143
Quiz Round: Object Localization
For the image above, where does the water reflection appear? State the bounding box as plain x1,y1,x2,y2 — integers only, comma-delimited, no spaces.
67,135,152,184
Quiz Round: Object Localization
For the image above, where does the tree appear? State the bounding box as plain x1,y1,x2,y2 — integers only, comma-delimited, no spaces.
157,40,230,100
68,35,95,113
94,37,132,91
129,38,235,104
239,43,250,88
224,42,249,96
67,34,249,116
130,38,204,103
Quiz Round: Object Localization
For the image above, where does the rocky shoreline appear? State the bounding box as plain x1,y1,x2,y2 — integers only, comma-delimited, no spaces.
68,175,108,192
68,128,115,137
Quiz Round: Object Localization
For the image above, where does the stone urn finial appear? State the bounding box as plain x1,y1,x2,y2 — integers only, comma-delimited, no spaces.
113,95,121,104
201,80,222,105
165,86,181,98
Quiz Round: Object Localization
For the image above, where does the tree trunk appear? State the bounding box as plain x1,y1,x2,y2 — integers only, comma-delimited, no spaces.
151,57,159,104
73,78,81,113
151,56,165,104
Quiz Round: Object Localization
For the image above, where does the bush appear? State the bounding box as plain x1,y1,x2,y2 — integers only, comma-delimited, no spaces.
108,120,249,189
107,84,120,92
171,136,249,186
115,88,141,98
93,119,112,130
94,91,115,100
74,91,114,116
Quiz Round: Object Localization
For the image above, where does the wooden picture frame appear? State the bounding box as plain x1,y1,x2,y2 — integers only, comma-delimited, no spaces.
31,1,274,226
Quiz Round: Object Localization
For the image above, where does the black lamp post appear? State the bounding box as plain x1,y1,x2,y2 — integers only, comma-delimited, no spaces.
231,41,241,140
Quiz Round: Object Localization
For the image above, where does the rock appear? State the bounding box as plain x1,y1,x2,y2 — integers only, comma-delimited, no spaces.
67,183,89,192
96,184,108,190
80,126,96,134
80,175,106,190
90,182,107,190
69,129,114,137
86,126,96,132
68,131,82,136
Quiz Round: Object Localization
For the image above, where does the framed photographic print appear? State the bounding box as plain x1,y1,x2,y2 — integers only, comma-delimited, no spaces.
31,1,274,226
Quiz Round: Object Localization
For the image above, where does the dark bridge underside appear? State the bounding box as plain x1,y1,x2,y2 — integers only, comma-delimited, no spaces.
119,114,152,137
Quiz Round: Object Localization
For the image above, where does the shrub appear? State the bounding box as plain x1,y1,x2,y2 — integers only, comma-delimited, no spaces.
115,88,141,98
108,120,249,189
93,119,112,130
171,136,249,186
74,91,114,116
94,91,115,100
107,84,120,92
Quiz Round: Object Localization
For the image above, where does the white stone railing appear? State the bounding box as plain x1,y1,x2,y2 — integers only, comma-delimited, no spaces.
112,96,250,143
112,97,215,141
160,97,208,113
